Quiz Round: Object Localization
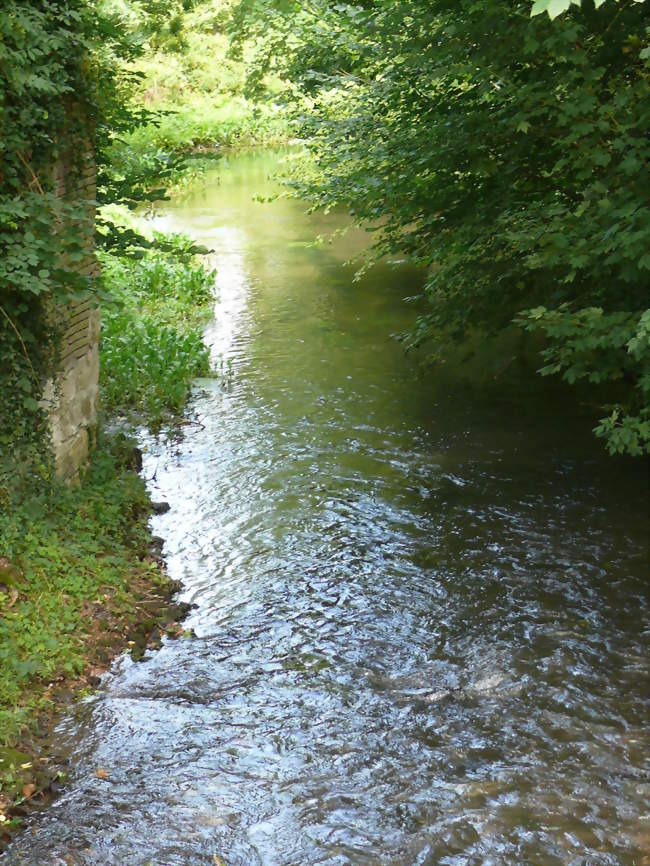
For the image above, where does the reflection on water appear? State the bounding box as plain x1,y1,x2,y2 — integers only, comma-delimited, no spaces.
3,149,649,866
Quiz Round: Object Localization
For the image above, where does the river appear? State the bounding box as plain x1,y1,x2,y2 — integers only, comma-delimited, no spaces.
3,148,649,865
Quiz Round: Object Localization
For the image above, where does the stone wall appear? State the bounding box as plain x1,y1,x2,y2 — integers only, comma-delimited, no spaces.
41,148,100,481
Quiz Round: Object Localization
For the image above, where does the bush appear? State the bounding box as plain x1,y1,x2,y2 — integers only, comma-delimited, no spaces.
99,233,214,428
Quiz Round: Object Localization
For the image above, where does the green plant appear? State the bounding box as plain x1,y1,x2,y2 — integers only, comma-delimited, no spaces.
99,232,214,427
0,2,98,453
101,313,211,424
0,0,180,462
0,439,151,749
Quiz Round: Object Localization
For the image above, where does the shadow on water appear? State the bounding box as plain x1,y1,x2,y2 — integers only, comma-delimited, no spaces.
3,148,649,866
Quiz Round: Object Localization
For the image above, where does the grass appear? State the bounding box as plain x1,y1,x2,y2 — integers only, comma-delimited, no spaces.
0,446,148,745
124,96,287,152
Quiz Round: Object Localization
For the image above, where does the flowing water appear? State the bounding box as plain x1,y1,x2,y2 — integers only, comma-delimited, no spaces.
4,149,649,866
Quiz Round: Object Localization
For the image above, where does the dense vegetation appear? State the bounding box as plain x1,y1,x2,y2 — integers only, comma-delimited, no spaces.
0,1,100,462
0,1,151,467
230,0,650,454
100,234,214,427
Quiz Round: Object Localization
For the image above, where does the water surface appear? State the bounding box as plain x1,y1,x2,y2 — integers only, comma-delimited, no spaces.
4,148,649,866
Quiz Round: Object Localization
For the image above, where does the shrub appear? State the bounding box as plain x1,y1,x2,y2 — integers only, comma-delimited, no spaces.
99,234,214,428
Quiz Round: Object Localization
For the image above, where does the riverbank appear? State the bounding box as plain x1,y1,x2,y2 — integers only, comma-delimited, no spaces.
0,234,216,840
0,441,191,841
108,97,289,199
0,437,190,838
1,0,276,840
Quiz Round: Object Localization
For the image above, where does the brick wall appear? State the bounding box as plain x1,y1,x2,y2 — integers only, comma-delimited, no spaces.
40,147,100,481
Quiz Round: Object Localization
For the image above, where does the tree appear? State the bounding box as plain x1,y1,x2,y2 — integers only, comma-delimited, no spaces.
230,0,650,454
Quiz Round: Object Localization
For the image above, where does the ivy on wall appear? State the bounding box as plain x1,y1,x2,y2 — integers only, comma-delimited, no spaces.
0,1,182,468
0,2,103,460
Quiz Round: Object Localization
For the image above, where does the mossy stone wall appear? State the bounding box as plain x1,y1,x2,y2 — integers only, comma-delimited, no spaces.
40,148,100,480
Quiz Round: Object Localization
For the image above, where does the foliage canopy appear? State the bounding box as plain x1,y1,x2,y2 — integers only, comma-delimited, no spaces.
230,0,650,454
